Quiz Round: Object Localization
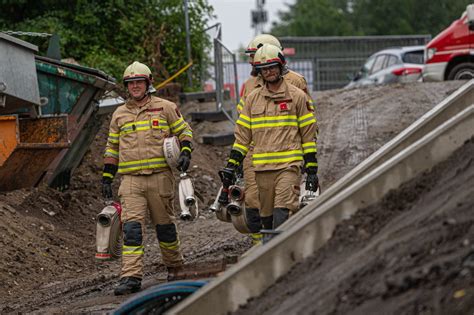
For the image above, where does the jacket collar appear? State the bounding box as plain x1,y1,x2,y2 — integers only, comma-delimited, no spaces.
260,79,291,100
125,95,154,110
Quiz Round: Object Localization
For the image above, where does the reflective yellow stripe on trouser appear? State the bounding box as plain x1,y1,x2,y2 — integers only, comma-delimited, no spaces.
250,233,262,245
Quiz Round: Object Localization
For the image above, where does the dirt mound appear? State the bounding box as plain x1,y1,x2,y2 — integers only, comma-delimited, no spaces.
316,81,464,188
0,104,249,313
0,80,467,313
235,140,474,313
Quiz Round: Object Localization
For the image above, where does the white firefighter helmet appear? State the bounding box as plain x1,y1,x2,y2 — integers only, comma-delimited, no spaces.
123,61,153,85
163,136,181,168
245,34,283,55
253,44,286,69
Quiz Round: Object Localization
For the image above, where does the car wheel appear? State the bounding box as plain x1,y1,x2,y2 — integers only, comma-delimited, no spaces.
447,62,474,80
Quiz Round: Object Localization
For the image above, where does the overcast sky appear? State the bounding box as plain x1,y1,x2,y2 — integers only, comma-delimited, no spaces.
206,0,296,52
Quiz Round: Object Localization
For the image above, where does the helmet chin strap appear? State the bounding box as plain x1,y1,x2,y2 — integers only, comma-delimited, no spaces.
132,93,148,102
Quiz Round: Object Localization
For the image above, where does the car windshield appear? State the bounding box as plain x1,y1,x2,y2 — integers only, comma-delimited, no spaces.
361,56,376,74
402,50,424,64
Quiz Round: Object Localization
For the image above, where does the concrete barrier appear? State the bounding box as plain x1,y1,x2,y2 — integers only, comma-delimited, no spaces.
169,102,474,313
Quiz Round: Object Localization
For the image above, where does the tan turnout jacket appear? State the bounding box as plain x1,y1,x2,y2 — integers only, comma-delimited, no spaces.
233,80,317,171
103,96,192,175
237,70,313,113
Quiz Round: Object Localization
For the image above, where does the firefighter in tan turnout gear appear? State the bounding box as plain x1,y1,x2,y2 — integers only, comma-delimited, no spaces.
101,61,193,295
235,34,316,244
221,44,318,234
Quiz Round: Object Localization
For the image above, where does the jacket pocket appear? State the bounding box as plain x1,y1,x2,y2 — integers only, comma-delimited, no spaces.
251,103,266,116
158,171,175,198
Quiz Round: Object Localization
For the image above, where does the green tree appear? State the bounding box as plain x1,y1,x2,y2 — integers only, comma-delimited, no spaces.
272,0,353,36
271,0,472,37
351,0,471,35
0,0,214,89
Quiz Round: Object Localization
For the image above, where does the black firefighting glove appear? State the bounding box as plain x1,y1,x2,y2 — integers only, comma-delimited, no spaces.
177,140,192,172
218,166,236,205
219,167,236,188
305,167,319,192
218,149,245,204
304,153,319,192
102,164,117,199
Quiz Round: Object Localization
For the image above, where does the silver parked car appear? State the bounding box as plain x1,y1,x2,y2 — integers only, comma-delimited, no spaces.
345,46,425,88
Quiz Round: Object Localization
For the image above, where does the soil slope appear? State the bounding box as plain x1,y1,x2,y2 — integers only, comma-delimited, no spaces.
236,137,474,315
0,80,466,313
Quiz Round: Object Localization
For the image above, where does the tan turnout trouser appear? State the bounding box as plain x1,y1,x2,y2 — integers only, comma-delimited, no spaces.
243,147,260,209
118,170,183,278
255,166,301,218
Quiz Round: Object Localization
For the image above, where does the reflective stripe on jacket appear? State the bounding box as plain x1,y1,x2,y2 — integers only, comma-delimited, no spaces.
104,96,193,175
237,70,314,114
233,80,317,171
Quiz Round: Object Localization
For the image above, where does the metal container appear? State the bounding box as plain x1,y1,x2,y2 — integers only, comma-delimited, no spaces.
0,115,69,191
33,56,116,189
0,33,40,112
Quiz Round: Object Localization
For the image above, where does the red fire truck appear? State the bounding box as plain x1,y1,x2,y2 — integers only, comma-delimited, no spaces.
423,4,474,81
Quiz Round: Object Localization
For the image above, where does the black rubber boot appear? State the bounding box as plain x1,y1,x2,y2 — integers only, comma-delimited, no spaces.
114,276,142,296
261,215,276,244
246,208,262,233
273,208,290,229
167,265,185,282
246,208,263,245
261,215,273,230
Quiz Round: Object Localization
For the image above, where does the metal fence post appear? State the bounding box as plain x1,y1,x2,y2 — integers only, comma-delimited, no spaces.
214,37,223,111
232,53,240,119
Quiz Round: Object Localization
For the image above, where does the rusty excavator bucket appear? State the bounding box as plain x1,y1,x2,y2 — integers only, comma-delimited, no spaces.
0,115,69,190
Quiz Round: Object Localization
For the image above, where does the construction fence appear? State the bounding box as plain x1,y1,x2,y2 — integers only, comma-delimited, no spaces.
215,35,432,94
281,35,432,91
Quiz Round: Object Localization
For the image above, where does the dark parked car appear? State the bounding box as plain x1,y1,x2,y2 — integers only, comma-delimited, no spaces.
346,46,425,88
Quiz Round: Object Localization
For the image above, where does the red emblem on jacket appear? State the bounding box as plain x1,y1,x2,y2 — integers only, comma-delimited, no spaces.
152,119,159,126
279,102,288,111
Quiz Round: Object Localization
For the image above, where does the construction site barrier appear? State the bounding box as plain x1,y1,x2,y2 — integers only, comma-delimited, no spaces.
169,81,474,314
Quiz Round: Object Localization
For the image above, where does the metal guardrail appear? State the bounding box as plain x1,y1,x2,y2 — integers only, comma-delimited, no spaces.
169,80,474,314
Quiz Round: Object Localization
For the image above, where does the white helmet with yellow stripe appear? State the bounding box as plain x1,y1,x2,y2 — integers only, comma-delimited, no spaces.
252,44,286,69
245,34,283,56
123,61,153,85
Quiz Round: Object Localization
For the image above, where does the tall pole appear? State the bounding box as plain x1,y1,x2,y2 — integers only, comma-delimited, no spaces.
184,0,193,88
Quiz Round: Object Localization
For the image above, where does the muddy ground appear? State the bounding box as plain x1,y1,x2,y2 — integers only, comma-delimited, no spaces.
0,80,466,313
236,136,474,315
